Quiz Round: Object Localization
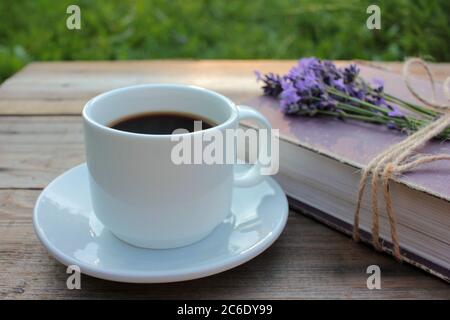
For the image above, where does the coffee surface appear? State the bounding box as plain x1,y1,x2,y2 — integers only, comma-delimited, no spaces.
110,112,216,135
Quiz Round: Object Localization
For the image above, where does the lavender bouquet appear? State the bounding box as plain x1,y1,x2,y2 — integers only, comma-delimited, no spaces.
256,58,450,140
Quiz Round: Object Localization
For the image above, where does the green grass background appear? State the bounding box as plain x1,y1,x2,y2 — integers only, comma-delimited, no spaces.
0,0,449,81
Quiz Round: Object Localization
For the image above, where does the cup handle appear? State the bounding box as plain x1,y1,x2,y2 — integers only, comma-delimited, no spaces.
233,105,272,187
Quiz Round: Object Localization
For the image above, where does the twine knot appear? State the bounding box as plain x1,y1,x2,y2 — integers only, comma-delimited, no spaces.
353,58,450,261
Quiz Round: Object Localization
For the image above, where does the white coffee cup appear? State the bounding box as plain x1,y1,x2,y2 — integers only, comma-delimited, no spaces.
82,84,271,249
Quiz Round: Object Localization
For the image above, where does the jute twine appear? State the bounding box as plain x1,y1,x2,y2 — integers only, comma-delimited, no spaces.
353,58,450,261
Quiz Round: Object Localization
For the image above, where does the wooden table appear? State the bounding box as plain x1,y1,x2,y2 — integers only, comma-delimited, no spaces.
0,60,449,299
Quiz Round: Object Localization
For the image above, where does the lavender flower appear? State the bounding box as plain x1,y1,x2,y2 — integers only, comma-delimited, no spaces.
342,64,360,84
255,71,282,97
279,79,300,114
372,78,384,92
321,60,342,85
332,78,346,92
387,105,405,118
255,58,449,138
298,57,321,71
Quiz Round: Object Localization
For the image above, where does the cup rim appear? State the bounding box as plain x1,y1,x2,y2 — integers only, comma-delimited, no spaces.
82,83,239,139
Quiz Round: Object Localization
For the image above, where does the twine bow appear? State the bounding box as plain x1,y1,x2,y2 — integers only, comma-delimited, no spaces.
353,58,450,261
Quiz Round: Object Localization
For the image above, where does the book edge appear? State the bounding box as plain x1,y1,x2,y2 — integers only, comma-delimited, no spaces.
281,135,450,203
287,196,450,283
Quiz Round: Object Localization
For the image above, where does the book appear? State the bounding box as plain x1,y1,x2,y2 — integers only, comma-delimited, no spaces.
241,64,450,282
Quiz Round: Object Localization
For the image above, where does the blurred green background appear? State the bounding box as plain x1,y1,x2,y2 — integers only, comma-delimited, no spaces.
0,0,449,82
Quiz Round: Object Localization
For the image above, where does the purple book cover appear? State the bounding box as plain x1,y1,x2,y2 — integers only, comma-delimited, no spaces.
244,65,450,202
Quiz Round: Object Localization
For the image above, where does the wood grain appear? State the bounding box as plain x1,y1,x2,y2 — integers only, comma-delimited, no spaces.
2,60,447,115
0,116,84,188
0,60,292,115
1,190,449,299
0,60,449,299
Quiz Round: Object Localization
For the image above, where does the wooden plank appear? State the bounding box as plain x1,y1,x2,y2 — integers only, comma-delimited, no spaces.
0,116,84,189
3,60,447,115
0,60,291,115
1,189,449,299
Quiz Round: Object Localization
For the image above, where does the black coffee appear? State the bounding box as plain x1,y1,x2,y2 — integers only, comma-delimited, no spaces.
109,112,216,135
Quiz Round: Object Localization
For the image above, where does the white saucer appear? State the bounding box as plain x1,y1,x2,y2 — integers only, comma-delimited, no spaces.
33,164,288,283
